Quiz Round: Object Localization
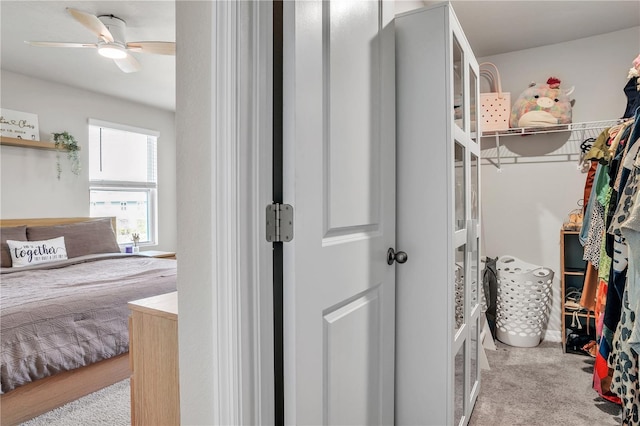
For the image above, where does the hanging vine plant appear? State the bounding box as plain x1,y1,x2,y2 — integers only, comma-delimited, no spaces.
51,131,81,179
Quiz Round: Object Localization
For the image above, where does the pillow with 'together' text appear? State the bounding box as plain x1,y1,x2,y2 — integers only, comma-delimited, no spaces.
6,236,68,267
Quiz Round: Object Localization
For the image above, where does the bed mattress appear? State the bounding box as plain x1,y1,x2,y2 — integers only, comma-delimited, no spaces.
0,254,177,393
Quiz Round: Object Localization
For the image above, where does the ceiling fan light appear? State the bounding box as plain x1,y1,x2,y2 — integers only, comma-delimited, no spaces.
98,45,127,59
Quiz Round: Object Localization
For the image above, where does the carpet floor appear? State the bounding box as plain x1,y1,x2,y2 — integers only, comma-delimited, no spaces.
20,379,130,426
20,341,622,425
470,340,621,426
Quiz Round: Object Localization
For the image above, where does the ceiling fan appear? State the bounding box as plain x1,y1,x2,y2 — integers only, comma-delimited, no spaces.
25,8,175,73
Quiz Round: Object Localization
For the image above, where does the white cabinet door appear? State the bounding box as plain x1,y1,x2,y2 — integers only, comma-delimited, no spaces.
282,1,396,424
396,4,481,426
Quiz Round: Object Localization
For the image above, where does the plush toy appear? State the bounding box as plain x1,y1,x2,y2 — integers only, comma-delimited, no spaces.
510,77,575,128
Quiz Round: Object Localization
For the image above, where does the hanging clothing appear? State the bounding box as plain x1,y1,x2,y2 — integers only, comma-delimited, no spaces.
585,128,613,164
604,121,639,336
581,163,604,246
583,160,599,216
612,130,638,195
603,241,626,351
622,161,640,352
607,121,634,159
607,119,640,415
590,120,638,405
583,164,610,268
609,289,640,424
622,77,640,119
585,68,640,412
594,277,622,405
580,262,599,313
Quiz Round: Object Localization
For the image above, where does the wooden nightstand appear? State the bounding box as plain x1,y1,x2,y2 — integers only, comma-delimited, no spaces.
129,292,179,425
138,250,176,259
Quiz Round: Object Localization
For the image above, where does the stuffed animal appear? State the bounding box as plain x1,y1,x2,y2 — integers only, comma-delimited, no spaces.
510,77,575,128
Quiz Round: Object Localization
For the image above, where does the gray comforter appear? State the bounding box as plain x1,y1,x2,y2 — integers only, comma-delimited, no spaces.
0,254,177,393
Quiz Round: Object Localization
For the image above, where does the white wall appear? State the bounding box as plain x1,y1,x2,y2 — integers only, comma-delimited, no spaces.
478,26,640,339
0,70,177,251
395,0,427,15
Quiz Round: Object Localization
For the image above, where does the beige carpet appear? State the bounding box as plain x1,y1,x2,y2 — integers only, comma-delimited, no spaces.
470,340,621,426
20,379,130,426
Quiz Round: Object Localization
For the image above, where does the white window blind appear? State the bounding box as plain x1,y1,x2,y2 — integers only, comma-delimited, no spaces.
88,120,159,246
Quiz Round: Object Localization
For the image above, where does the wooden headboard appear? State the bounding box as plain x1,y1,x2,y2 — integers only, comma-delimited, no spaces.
0,217,117,231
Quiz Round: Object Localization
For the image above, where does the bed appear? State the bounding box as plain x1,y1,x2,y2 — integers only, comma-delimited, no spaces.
0,217,177,425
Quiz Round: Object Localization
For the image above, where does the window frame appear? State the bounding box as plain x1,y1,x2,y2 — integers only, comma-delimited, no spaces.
88,119,159,247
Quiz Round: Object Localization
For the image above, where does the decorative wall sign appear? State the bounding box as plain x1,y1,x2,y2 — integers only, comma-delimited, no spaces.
0,108,40,141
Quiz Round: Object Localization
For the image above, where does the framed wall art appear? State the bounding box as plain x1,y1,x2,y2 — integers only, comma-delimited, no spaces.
0,108,40,141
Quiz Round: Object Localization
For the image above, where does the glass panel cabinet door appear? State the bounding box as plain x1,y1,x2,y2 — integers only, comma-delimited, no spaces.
455,244,466,333
470,318,479,399
469,67,478,142
471,154,479,221
454,344,466,426
455,142,466,231
469,231,479,312
453,35,465,131
395,5,481,425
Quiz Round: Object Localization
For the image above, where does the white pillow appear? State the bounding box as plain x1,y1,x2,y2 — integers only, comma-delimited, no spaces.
6,237,68,267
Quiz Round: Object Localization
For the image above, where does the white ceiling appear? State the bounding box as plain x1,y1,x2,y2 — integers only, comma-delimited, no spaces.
440,1,640,58
1,1,175,111
2,1,639,113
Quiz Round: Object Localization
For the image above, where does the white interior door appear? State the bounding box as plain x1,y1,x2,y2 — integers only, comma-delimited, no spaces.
282,1,396,424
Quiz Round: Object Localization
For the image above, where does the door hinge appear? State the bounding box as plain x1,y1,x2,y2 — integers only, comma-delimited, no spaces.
266,203,294,242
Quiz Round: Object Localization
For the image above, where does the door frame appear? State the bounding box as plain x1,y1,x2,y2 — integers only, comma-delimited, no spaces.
176,1,274,424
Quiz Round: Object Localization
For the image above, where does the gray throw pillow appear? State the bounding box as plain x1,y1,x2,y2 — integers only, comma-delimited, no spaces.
27,218,120,259
1,225,27,267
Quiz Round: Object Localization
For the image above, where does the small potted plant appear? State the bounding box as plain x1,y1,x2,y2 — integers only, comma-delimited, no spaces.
132,233,140,253
51,131,80,179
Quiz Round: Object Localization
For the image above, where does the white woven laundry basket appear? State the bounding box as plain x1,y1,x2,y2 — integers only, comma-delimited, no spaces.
495,256,554,347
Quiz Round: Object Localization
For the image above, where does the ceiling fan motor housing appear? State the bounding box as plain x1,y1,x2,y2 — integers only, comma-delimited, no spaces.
98,15,126,47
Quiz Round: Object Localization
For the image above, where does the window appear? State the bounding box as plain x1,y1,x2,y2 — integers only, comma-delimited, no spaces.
88,120,158,246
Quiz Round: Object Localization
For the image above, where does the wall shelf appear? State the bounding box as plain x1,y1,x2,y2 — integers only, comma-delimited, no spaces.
480,119,620,169
1,136,56,150
0,136,78,151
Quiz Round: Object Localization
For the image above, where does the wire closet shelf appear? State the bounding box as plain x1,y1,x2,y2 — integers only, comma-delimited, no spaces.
480,119,622,170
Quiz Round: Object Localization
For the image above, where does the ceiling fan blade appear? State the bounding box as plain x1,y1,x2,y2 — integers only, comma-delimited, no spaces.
113,54,141,73
66,8,114,43
127,41,176,56
25,41,98,49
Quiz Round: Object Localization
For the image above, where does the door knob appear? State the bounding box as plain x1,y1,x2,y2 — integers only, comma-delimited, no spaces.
387,248,408,265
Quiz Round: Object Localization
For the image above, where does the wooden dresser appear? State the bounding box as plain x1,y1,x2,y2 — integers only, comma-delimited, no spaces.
128,291,179,425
